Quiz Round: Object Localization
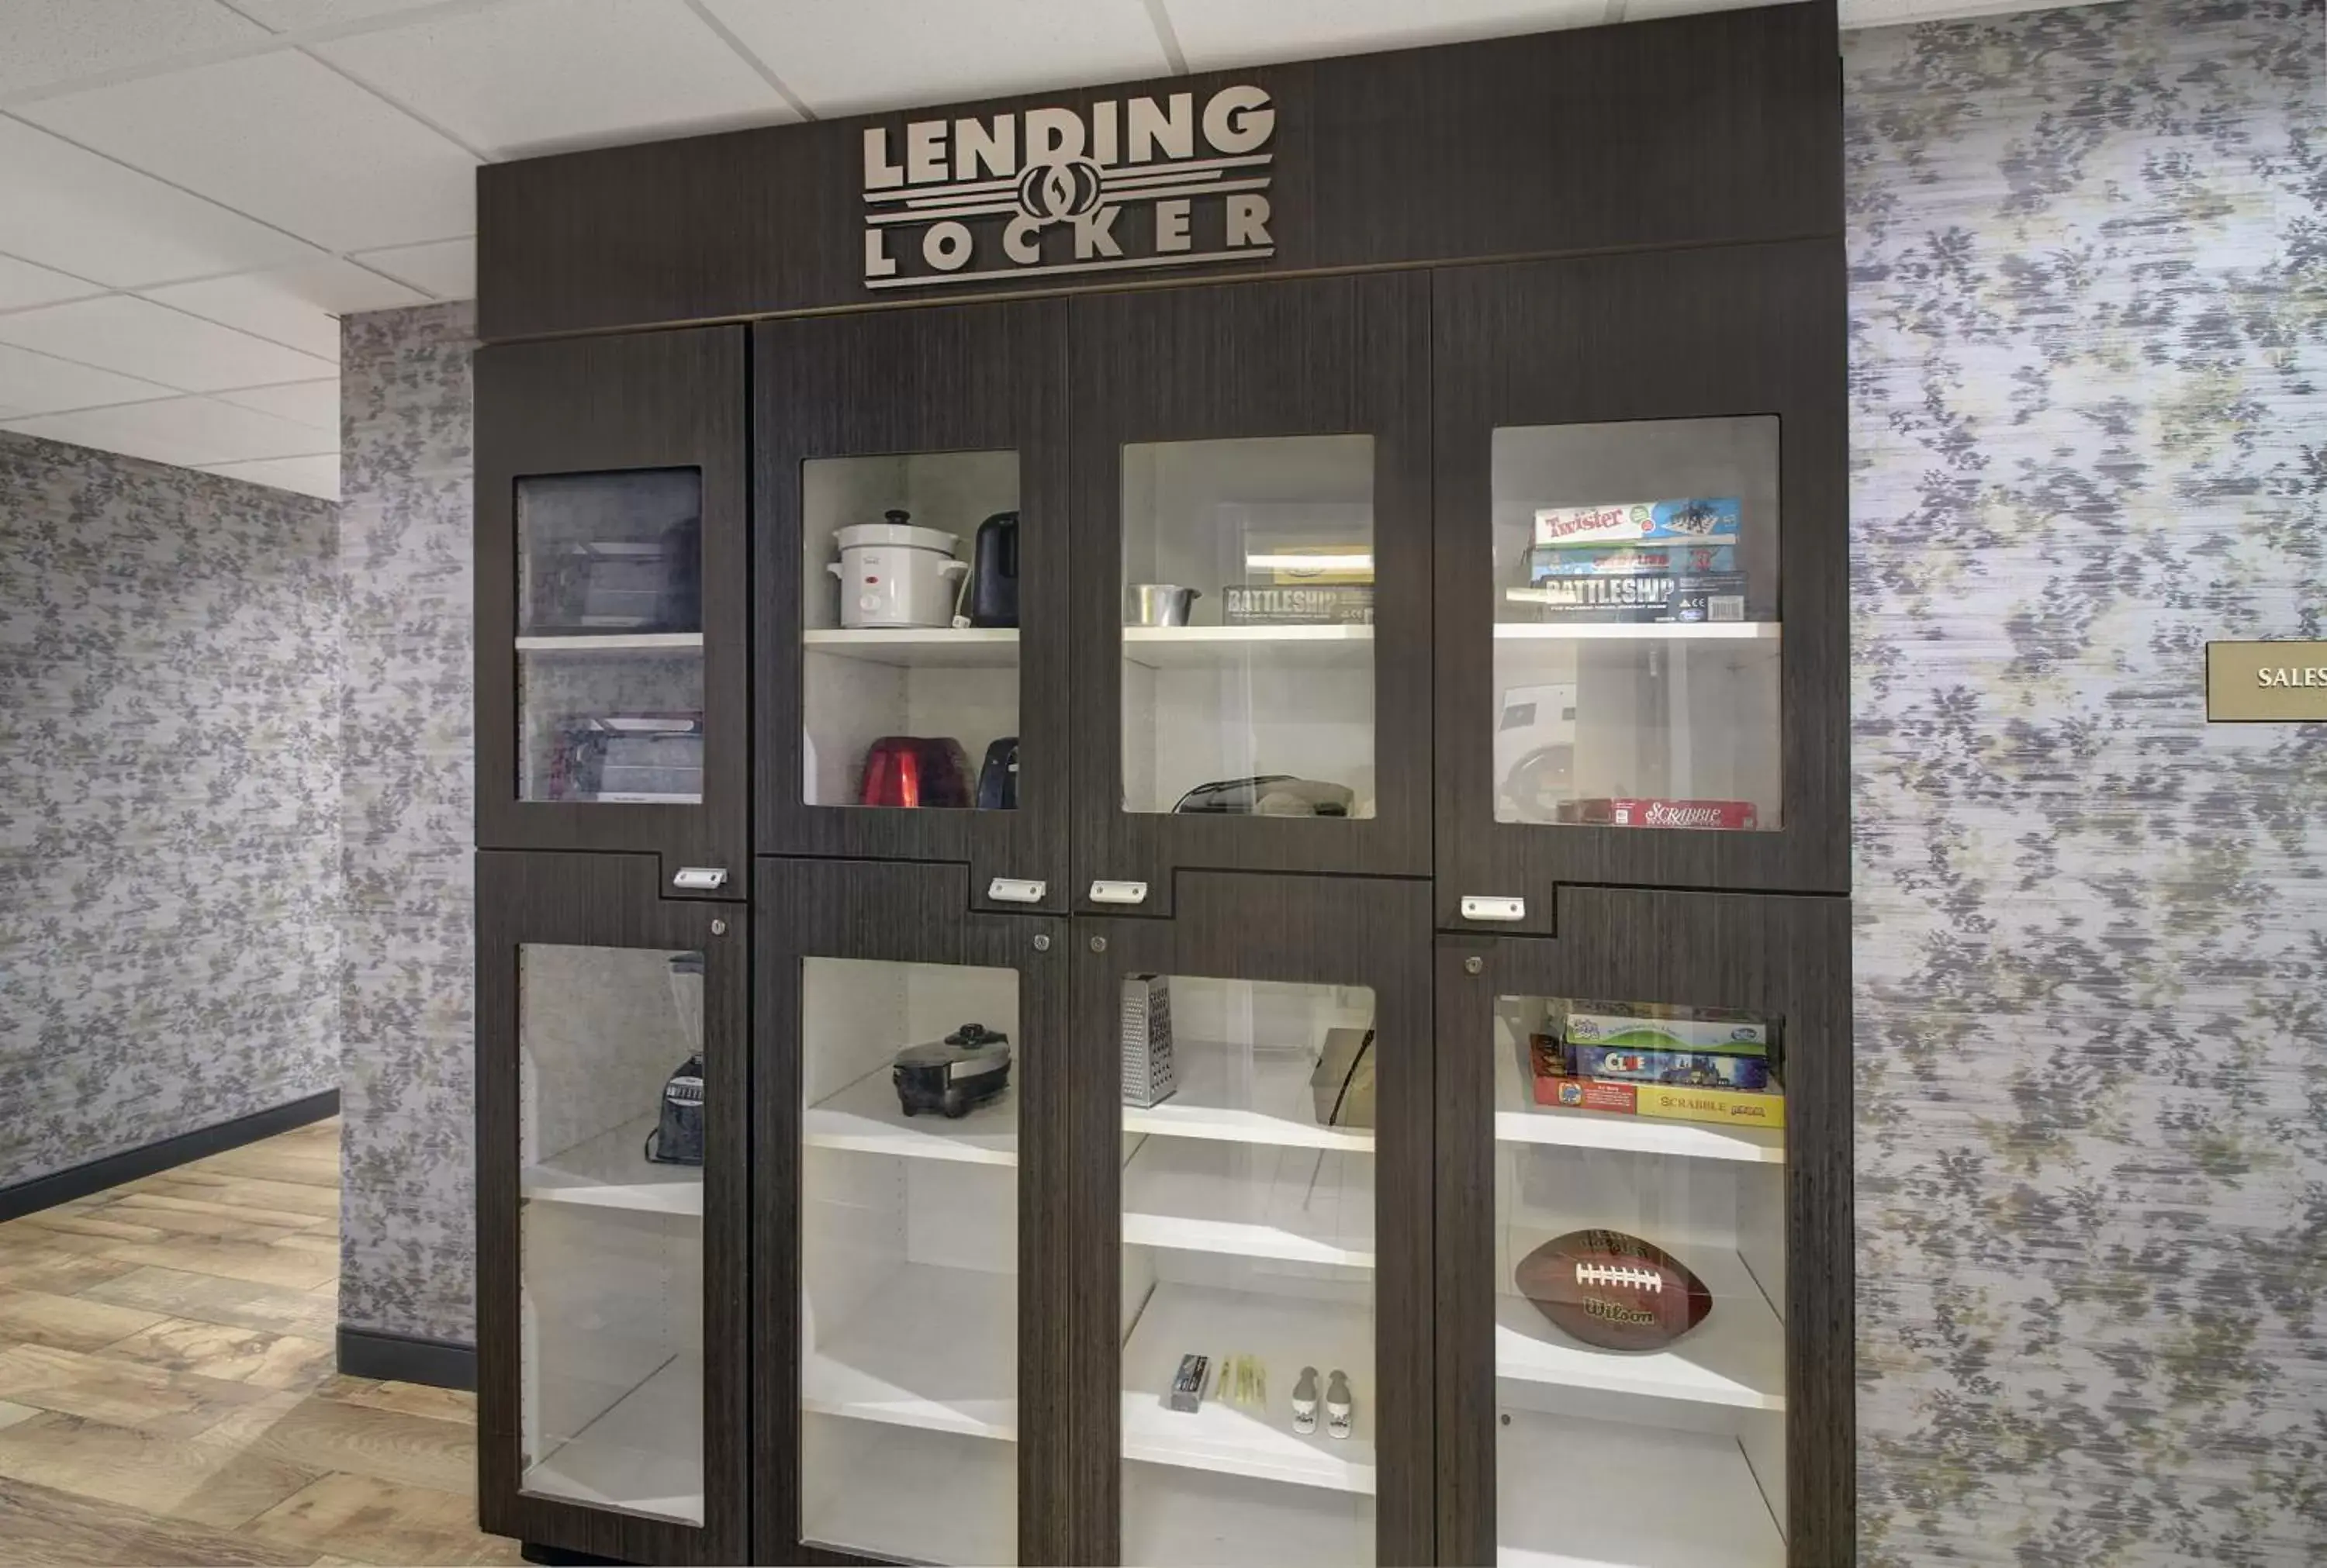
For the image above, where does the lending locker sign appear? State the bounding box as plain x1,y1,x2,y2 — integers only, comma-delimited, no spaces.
859,86,1277,289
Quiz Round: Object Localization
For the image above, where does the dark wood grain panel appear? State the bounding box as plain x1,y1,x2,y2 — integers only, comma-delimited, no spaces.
474,328,749,888
749,857,1072,1565
1067,872,1435,1565
753,302,1072,910
1432,238,1849,917
474,851,750,1565
1066,272,1434,912
1432,886,1851,1566
477,3,1841,340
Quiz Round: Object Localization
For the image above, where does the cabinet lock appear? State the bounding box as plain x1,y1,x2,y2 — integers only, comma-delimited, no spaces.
673,866,729,891
1088,880,1149,906
1460,895,1525,923
987,877,1047,904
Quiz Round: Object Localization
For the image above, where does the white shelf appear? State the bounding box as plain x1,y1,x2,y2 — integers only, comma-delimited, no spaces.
803,1063,1020,1166
515,632,704,651
1123,623,1374,668
1122,1137,1374,1267
522,1115,704,1217
525,1353,704,1526
803,1262,1018,1441
1494,620,1779,643
1494,1042,1784,1165
1126,1459,1374,1568
1126,1038,1374,1153
804,627,1021,667
801,1416,1016,1566
1497,1409,1783,1568
1122,1280,1375,1495
1496,1236,1784,1414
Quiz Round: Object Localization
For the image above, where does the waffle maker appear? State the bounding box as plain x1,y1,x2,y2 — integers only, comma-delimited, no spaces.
892,1022,1011,1118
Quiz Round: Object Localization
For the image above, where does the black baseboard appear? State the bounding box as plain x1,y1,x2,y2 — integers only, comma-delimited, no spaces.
0,1089,340,1224
337,1325,477,1390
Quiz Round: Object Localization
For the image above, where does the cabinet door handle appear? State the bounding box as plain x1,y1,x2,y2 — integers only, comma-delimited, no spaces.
987,877,1047,904
673,866,728,891
1460,895,1524,922
1088,879,1149,905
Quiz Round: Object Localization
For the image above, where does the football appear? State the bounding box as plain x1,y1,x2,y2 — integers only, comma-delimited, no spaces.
1514,1229,1713,1352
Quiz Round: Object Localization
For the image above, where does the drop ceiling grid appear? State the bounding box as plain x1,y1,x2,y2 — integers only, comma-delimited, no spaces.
0,0,2049,497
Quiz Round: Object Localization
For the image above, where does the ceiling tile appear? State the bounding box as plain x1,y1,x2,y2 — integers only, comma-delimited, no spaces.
350,237,475,299
1163,0,1604,68
0,118,316,288
18,51,479,253
316,0,795,160
698,0,1171,117
0,0,268,98
226,0,459,29
0,295,335,393
215,378,339,431
140,258,426,360
0,253,105,313
0,344,175,420
199,452,341,499
3,395,332,468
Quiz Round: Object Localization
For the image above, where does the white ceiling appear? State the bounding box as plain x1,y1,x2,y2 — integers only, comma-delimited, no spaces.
0,0,2061,502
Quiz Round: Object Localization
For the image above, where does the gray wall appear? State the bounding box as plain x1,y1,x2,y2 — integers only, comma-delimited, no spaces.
331,0,2327,1555
1844,0,2326,1560
337,301,477,1345
0,432,340,1186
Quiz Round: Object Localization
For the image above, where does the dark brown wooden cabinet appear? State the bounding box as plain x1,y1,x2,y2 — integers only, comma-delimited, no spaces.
1431,242,1851,929
472,9,1852,1566
751,856,1074,1566
1432,889,1852,1567
475,328,750,893
473,851,751,1564
1066,274,1435,915
755,303,1074,913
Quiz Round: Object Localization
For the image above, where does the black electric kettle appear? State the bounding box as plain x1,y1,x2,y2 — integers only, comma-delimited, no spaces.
966,511,1018,628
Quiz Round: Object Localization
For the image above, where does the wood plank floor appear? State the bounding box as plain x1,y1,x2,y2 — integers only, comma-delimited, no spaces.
0,1119,521,1566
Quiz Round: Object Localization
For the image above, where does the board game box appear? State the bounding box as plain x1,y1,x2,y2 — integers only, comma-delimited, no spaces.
1533,496,1741,550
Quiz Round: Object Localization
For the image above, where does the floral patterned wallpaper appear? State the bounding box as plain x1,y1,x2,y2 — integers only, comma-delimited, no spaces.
337,301,478,1345
1844,0,2327,1560
0,433,339,1186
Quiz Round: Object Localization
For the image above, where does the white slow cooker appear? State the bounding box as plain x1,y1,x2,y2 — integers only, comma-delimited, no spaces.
828,510,966,628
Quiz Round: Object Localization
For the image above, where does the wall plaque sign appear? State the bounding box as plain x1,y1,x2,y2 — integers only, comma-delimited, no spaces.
2205,640,2327,721
861,85,1275,290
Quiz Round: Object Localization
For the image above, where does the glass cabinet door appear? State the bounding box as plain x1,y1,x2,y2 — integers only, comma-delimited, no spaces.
1119,436,1378,821
759,859,1070,1565
757,305,1070,909
1069,275,1432,914
795,952,1025,1564
476,851,745,1564
1488,987,1787,1568
1072,872,1434,1567
1438,893,1852,1568
518,940,710,1524
518,470,706,807
475,329,747,882
1435,244,1848,919
1115,972,1381,1566
1490,418,1782,834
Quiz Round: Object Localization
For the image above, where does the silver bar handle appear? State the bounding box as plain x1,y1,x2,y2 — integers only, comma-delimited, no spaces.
1088,879,1150,906
672,866,728,891
987,877,1047,904
1460,895,1525,922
